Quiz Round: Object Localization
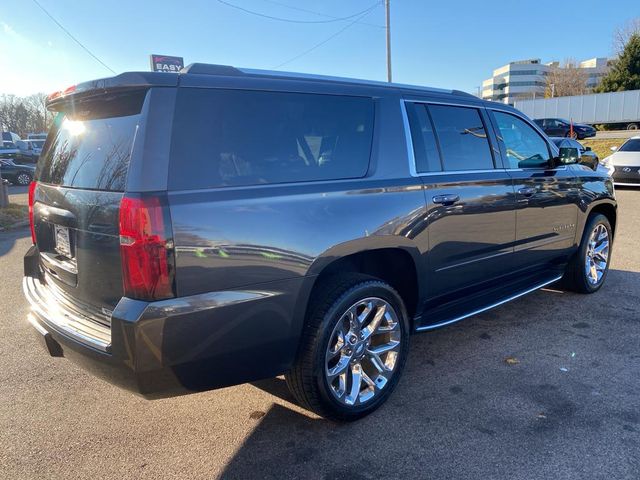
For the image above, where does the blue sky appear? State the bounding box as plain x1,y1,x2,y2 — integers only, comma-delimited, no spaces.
0,0,637,96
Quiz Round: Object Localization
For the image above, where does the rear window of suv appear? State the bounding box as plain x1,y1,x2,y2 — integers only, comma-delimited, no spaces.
37,90,145,191
169,89,374,189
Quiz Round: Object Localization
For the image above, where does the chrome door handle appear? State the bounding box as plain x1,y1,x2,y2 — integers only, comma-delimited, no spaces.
518,187,537,197
432,194,460,205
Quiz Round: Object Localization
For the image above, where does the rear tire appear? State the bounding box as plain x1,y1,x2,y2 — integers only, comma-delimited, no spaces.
16,172,32,186
286,274,410,421
561,214,612,293
566,131,579,140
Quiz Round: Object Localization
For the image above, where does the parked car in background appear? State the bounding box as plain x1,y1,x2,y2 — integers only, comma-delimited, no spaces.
0,158,35,185
550,137,599,167
533,118,596,140
23,64,616,421
601,136,640,186
27,133,48,141
515,89,640,131
2,131,21,144
0,141,20,160
16,139,44,161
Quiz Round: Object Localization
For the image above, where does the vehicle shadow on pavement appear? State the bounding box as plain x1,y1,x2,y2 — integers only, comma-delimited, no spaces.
220,269,640,480
0,227,29,258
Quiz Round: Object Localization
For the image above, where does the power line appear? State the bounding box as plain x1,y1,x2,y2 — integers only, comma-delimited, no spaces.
217,0,379,24
30,0,116,74
273,2,382,70
258,0,384,28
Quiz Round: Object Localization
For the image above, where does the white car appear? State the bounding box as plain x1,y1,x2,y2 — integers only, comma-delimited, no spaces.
601,136,640,186
16,139,44,159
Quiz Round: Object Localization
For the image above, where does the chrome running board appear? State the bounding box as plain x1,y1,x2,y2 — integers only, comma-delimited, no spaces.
416,275,563,332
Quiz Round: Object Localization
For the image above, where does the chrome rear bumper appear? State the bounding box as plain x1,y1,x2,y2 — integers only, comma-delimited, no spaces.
23,275,111,352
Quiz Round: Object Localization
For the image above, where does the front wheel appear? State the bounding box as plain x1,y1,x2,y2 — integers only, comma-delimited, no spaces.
561,214,612,293
286,274,410,421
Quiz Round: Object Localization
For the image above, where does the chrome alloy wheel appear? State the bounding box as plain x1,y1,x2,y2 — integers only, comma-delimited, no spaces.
324,297,401,407
17,173,31,186
585,223,610,285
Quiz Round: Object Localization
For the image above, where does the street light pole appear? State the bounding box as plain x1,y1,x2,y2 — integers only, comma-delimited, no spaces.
385,0,392,83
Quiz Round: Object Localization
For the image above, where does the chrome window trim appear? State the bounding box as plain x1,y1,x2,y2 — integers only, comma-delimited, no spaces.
401,99,503,177
416,169,508,176
506,166,568,172
403,98,484,109
399,100,419,177
401,100,567,176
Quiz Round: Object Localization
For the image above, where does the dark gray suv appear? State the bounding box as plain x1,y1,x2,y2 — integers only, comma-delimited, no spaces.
23,64,617,420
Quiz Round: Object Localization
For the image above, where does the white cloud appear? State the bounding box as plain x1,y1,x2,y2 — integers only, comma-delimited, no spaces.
1,21,16,35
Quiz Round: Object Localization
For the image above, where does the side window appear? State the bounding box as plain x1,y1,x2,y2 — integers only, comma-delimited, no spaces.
570,139,583,150
428,105,494,171
170,89,374,189
493,111,551,169
405,102,442,173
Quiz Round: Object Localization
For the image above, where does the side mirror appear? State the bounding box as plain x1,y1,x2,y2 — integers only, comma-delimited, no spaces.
559,146,581,164
610,146,618,151
585,146,592,151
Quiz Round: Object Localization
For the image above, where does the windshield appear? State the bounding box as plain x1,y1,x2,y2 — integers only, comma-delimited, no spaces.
619,139,640,152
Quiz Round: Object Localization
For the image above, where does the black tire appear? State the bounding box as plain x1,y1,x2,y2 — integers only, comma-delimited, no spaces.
285,273,410,421
565,131,579,140
561,214,612,293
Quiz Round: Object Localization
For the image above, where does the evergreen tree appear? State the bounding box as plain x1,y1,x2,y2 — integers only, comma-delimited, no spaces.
596,34,640,92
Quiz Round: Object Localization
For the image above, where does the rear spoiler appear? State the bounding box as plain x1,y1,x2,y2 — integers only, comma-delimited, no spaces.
46,72,179,111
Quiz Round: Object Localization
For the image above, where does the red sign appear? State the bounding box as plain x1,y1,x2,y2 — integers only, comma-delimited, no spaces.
150,55,184,73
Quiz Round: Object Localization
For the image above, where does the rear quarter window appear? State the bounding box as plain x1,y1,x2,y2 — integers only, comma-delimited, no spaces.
169,88,375,189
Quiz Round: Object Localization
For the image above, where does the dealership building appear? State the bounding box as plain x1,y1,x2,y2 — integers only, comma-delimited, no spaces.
481,57,611,105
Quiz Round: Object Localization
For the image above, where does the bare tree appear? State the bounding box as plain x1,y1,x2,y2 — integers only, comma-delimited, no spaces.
613,17,640,55
545,59,589,98
0,93,51,137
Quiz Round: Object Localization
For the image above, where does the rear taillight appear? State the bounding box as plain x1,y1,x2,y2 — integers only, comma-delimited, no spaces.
118,194,176,301
28,181,37,244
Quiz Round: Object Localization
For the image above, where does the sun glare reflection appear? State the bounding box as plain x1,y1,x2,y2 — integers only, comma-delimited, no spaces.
63,119,86,136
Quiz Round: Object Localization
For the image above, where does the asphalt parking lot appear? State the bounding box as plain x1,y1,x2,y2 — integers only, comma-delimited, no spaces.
1,189,638,480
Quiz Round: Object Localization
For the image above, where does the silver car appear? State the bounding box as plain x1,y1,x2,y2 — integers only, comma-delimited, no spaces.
602,136,640,186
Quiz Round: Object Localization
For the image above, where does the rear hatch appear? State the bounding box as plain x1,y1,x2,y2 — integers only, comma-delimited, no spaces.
33,89,146,316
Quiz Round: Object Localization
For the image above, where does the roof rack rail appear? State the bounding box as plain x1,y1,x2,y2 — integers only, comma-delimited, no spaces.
180,63,245,76
180,63,476,98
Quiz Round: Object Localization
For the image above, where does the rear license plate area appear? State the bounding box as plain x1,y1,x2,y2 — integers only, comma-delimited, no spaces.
54,225,72,258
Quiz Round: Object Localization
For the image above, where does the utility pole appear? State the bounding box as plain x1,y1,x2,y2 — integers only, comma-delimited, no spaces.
385,0,392,83
0,117,6,207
